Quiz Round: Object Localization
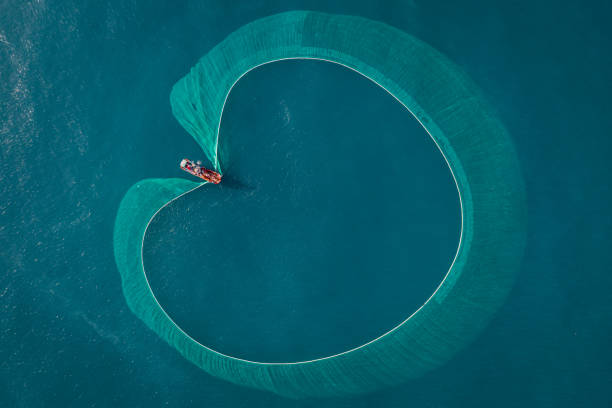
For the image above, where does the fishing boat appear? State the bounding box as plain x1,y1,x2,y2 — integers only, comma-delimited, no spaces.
180,159,222,184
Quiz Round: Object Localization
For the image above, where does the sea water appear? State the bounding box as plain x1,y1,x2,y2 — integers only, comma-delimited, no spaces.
1,1,611,407
143,59,459,363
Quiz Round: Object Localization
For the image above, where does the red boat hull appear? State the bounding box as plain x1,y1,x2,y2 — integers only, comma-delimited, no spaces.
180,159,222,184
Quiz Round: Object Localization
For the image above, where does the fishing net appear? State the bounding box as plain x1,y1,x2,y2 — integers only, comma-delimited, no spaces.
113,10,526,398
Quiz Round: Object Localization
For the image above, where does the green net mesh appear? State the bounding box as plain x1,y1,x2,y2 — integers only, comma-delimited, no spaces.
113,10,526,398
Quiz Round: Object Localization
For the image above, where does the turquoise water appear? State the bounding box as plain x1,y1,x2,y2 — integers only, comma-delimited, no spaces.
116,10,525,397
144,59,460,363
2,1,611,407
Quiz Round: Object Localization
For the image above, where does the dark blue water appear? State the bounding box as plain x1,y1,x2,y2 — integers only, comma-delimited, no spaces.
144,59,459,363
2,1,611,407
